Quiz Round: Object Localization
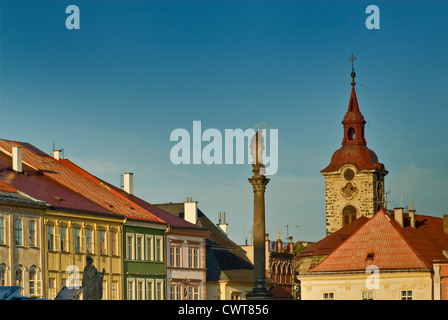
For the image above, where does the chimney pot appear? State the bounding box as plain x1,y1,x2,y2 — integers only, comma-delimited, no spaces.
409,200,416,229
12,146,22,173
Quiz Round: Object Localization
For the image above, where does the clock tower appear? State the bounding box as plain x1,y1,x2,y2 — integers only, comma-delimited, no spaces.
321,66,388,235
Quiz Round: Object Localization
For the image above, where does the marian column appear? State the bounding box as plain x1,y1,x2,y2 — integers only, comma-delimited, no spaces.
247,129,272,299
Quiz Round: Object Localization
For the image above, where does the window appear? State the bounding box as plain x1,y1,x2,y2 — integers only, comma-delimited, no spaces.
146,235,154,261
48,278,56,299
15,267,23,287
231,291,241,300
60,226,67,252
15,219,23,246
137,279,144,300
348,127,355,141
29,220,36,247
111,281,118,300
29,268,37,296
126,234,135,260
127,279,135,300
74,228,80,253
47,225,54,251
146,279,154,300
323,292,334,300
401,290,413,300
170,284,181,300
155,236,163,262
170,245,181,267
136,234,144,260
0,217,4,245
0,264,7,286
343,205,357,226
86,229,93,254
189,285,199,300
188,247,199,268
362,291,374,300
99,230,106,255
111,231,117,256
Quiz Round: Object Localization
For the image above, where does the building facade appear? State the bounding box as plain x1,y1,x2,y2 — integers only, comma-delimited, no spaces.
0,182,46,298
123,220,167,300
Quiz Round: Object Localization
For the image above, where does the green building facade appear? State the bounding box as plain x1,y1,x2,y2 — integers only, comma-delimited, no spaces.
123,220,167,300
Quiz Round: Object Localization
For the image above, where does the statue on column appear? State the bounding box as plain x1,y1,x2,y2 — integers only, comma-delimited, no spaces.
82,256,105,300
250,129,266,175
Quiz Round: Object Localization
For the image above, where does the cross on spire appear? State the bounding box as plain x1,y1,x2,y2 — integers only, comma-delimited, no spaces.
348,53,357,85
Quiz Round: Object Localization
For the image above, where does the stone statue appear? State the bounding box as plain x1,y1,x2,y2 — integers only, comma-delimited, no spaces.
82,256,105,300
250,129,265,174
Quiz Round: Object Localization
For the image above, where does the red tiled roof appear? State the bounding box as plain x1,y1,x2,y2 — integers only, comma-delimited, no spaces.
0,139,162,222
296,216,369,259
0,152,118,216
0,139,203,230
307,209,448,273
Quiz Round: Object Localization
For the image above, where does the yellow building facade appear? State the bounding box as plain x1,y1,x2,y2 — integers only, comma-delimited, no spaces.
44,209,125,299
299,271,433,300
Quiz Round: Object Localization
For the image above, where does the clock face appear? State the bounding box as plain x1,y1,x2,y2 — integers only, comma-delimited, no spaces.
344,169,355,181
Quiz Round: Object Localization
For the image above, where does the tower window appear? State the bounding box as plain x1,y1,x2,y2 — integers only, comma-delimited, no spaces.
347,127,355,141
343,205,357,226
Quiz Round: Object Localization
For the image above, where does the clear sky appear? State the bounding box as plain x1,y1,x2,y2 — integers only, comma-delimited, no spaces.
1,0,447,244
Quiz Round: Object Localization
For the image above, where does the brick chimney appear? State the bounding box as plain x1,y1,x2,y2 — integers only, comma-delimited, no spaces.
12,146,22,173
394,207,404,228
184,197,198,225
288,236,294,254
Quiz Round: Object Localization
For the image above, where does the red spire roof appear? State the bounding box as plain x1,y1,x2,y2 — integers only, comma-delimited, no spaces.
321,74,386,173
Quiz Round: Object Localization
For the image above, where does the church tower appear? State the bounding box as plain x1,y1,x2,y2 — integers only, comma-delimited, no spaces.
321,62,388,235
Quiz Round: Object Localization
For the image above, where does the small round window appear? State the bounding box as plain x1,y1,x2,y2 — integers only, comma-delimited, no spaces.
344,169,355,180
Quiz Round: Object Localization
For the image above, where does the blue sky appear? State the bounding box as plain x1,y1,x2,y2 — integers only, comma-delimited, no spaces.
1,0,447,243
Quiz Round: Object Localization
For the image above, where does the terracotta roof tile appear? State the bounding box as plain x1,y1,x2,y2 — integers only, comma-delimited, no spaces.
307,209,448,273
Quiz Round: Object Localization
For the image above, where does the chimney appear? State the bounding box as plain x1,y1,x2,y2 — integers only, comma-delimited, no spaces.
276,232,282,252
409,200,416,229
443,215,448,235
394,207,404,228
288,236,294,254
218,212,228,236
184,198,198,225
53,149,63,160
12,146,22,173
123,172,134,195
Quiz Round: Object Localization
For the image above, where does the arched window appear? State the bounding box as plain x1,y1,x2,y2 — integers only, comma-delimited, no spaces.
29,221,36,247
15,219,23,246
29,267,37,296
15,266,23,287
343,205,357,226
347,127,356,141
0,264,7,286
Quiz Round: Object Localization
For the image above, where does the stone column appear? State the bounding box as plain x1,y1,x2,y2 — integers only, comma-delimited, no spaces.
247,164,272,299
